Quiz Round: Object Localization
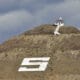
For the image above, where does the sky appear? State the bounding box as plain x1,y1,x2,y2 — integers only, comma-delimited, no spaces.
0,0,80,43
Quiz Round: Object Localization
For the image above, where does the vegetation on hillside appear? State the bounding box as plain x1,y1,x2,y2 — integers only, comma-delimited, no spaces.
0,24,80,80
23,24,80,35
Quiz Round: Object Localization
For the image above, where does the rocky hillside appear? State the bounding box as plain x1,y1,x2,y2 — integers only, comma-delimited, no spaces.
0,25,80,80
23,24,80,35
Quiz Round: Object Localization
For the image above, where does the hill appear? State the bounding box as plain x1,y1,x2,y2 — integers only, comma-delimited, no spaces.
23,24,80,35
0,25,80,80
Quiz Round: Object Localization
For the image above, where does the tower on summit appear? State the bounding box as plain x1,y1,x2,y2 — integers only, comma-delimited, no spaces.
54,17,64,35
54,17,64,26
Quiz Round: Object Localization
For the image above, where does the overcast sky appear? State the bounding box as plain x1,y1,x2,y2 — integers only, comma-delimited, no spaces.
0,0,80,43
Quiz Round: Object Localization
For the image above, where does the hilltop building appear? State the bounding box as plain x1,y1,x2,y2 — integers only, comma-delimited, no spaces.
54,17,64,35
54,17,64,26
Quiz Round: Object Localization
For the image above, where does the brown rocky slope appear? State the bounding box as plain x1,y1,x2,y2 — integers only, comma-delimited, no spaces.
0,24,80,80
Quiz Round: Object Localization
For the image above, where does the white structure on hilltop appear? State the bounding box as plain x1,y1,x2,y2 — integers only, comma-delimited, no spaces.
54,17,64,26
54,17,64,35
